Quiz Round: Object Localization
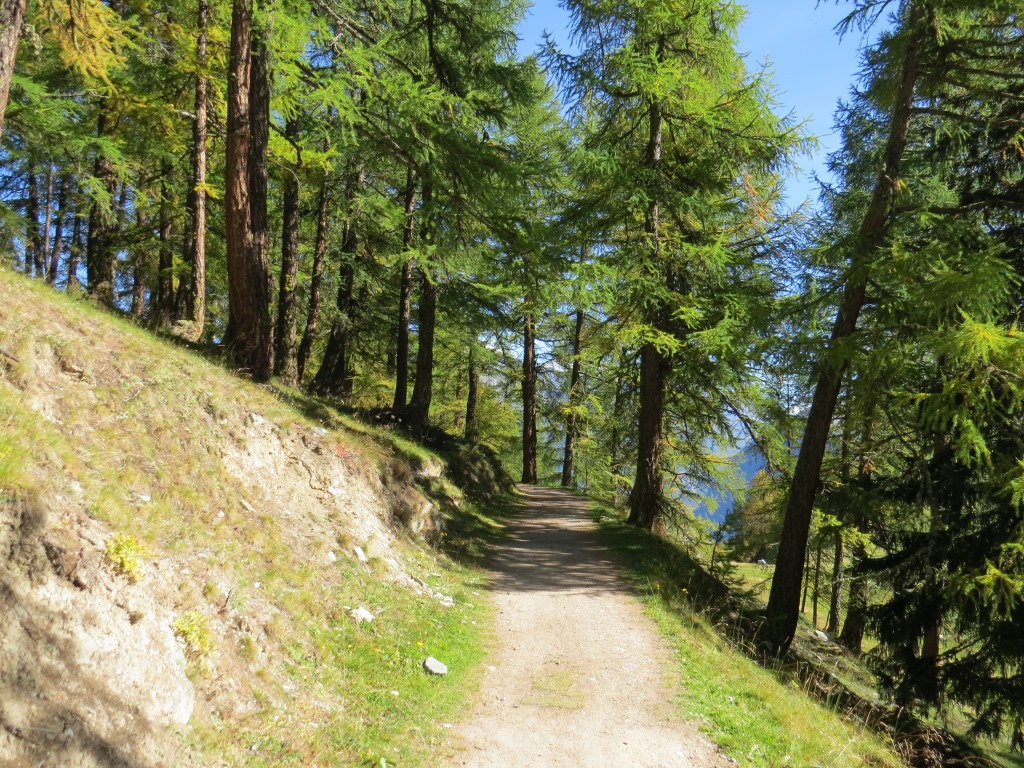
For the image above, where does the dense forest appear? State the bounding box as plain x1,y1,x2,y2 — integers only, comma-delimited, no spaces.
1,0,1022,751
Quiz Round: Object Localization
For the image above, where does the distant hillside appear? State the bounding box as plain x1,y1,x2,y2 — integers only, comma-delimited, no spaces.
689,445,766,524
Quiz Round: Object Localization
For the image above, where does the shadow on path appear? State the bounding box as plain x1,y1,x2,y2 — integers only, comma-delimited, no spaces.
489,485,632,596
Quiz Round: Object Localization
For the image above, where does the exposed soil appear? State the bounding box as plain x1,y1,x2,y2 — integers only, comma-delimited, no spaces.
443,486,732,768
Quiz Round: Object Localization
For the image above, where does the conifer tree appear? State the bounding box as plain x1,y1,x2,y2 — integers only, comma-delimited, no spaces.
551,0,799,530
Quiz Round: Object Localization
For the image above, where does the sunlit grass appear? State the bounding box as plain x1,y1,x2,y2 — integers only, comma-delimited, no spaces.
590,501,901,768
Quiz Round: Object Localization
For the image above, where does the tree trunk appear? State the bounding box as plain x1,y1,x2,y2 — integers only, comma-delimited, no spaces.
628,342,666,529
297,175,329,382
628,96,666,531
41,164,53,275
825,529,844,635
178,0,209,339
274,116,301,385
812,538,823,628
839,539,867,653
68,195,83,289
47,174,69,284
0,0,28,142
521,310,538,484
86,105,119,305
407,181,435,428
561,304,584,487
25,159,43,277
763,12,924,654
311,165,364,398
801,545,811,614
224,0,273,380
393,165,417,410
465,346,479,441
154,159,175,328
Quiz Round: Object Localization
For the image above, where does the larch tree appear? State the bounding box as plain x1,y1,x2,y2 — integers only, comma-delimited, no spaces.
551,0,800,531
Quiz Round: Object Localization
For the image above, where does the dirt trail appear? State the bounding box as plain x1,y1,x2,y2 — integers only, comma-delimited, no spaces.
443,486,730,768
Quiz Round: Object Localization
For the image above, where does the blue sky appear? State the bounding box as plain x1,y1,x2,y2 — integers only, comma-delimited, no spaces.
516,1,872,209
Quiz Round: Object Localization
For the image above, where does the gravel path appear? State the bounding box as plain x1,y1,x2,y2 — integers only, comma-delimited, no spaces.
442,485,730,768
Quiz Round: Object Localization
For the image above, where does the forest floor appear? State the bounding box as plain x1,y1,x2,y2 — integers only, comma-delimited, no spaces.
442,485,731,768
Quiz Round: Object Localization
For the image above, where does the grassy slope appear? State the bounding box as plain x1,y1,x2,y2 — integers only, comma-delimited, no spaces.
0,267,506,766
588,501,901,768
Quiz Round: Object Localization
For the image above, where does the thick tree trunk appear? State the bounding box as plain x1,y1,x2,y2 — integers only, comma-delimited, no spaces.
407,181,435,427
561,304,584,487
311,165,364,398
628,96,667,531
521,311,538,484
763,13,923,654
407,268,437,426
465,346,479,441
224,0,273,380
393,166,417,409
297,176,329,382
0,0,28,142
628,342,666,529
274,117,301,385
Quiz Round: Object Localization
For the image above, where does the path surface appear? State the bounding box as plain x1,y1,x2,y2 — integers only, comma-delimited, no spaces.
443,486,730,768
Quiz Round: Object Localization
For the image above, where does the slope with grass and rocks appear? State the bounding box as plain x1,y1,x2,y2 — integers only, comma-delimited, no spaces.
0,267,511,767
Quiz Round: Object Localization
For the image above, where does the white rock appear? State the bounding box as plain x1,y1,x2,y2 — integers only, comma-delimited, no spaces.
354,546,369,563
814,630,829,642
423,656,448,676
348,606,374,624
312,426,328,437
327,551,337,563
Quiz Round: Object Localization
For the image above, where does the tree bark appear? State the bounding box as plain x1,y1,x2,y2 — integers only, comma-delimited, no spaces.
521,310,538,484
763,11,924,654
0,0,28,142
628,342,666,528
839,539,868,653
177,0,209,339
48,174,69,284
407,181,436,427
393,165,417,410
465,346,480,441
812,538,823,628
274,116,301,385
224,0,273,380
825,529,844,635
311,165,364,397
154,159,175,328
86,105,119,305
628,95,666,530
25,159,43,277
561,304,584,487
41,164,53,275
68,194,84,289
297,175,329,382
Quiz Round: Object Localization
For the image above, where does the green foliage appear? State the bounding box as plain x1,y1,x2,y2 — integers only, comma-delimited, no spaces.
172,610,215,661
104,533,148,582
